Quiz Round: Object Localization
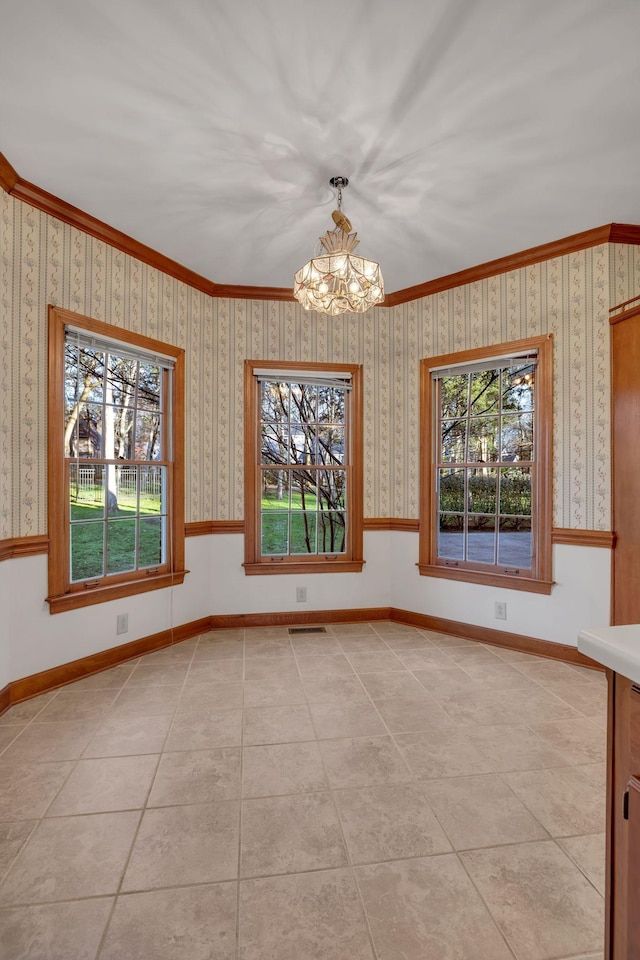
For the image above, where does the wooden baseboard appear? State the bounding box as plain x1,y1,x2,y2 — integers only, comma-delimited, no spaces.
390,607,603,670
1,603,607,716
6,616,212,707
209,607,392,630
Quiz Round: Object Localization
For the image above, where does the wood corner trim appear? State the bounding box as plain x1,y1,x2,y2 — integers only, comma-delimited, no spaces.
609,223,640,245
185,520,245,536
363,518,420,532
552,528,616,548
0,535,49,562
0,153,19,192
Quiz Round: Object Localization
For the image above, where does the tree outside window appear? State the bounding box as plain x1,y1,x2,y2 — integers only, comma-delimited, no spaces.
243,360,364,575
47,307,186,613
419,336,553,594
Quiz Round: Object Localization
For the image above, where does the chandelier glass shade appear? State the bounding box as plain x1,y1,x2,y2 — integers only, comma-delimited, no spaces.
293,178,384,316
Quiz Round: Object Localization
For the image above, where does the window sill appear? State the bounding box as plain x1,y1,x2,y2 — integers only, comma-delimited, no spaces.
243,560,365,576
46,570,188,614
416,563,554,595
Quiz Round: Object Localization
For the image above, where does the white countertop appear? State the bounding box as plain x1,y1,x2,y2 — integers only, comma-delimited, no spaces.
578,624,640,683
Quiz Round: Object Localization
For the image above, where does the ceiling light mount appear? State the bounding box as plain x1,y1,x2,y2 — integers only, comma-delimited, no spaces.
293,176,384,316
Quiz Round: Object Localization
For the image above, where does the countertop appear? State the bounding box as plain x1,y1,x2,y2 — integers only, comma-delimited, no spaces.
578,623,640,683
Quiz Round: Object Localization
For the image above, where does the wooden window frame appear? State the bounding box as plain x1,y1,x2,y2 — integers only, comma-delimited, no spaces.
46,306,187,613
243,359,364,575
418,334,554,595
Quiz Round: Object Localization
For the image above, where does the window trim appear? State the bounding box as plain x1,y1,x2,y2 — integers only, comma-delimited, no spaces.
243,359,364,575
46,305,187,613
418,335,554,595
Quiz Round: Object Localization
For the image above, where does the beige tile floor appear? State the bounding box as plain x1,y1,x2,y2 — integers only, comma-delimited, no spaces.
0,622,607,959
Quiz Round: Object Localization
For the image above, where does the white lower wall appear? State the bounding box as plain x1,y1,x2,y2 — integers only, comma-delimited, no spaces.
0,531,611,686
389,532,611,646
2,532,392,684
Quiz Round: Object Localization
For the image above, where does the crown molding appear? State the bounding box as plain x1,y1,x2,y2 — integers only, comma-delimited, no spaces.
384,225,625,306
3,153,640,305
0,152,297,303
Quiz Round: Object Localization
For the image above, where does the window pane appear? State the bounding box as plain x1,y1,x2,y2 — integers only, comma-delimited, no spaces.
262,514,289,555
501,413,533,462
114,466,137,514
107,519,137,574
140,516,164,567
290,384,316,423
470,370,501,415
262,470,290,509
317,427,344,465
136,362,161,411
438,513,464,560
498,516,532,568
290,512,317,554
290,471,318,511
139,466,165,515
104,403,135,460
440,419,466,463
440,375,468,419
468,468,497,515
69,402,103,458
69,463,105,519
107,356,136,402
134,411,162,460
318,512,346,553
291,424,315,464
499,467,532,516
438,469,465,513
317,387,345,424
317,470,346,511
502,364,535,412
261,424,290,465
467,515,496,564
261,381,289,422
71,522,105,581
468,417,499,462
65,345,104,403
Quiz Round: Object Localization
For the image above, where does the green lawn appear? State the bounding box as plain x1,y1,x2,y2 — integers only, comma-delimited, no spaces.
69,495,164,581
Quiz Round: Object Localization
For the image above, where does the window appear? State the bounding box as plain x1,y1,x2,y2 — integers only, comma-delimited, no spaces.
243,360,364,574
419,335,553,594
47,306,186,612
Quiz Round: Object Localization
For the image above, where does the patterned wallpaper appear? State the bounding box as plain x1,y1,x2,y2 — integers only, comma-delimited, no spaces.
0,189,617,539
390,246,612,530
610,242,640,309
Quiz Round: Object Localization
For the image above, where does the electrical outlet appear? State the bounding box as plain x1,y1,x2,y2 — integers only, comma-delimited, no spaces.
116,613,129,634
494,601,507,621
296,587,307,603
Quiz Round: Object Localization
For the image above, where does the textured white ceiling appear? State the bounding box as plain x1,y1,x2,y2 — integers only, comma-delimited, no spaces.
2,0,640,293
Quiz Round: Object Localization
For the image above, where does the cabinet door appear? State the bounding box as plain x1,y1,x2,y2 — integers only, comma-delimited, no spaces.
626,776,640,958
612,309,640,624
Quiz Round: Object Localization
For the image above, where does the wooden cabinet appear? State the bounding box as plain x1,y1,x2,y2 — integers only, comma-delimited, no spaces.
607,672,640,958
611,307,640,624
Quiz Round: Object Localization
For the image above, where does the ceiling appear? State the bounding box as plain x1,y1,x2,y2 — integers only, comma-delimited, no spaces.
2,0,640,295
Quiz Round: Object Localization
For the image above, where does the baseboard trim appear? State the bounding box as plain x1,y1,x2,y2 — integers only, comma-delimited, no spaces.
390,607,603,669
1,604,606,715
6,616,212,707
208,607,393,630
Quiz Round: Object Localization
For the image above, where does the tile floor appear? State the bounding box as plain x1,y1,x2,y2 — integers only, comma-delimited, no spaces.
0,621,607,959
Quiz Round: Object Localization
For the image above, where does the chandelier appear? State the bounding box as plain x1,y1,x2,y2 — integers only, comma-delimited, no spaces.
293,176,384,316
